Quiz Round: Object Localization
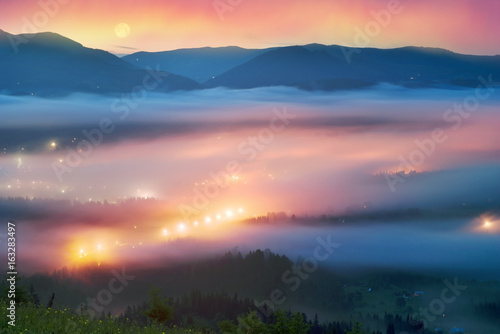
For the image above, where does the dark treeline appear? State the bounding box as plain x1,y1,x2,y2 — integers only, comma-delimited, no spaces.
0,272,450,334
14,249,477,333
20,249,352,311
475,301,500,325
112,289,432,334
27,248,443,309
116,290,254,328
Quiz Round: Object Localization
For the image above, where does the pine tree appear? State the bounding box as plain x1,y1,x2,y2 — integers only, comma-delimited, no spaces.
345,322,366,334
237,310,269,334
386,323,395,334
218,319,238,334
143,286,174,324
269,310,288,334
311,314,322,334
289,312,310,334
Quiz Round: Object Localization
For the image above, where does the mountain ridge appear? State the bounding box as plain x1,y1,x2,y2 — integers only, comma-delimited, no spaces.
122,46,274,83
0,30,201,96
1,30,499,96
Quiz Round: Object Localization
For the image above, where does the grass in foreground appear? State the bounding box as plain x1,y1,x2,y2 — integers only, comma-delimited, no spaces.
0,300,207,334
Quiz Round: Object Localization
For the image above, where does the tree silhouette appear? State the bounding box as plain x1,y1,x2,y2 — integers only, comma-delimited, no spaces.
143,286,174,324
237,310,268,333
218,319,237,334
345,322,366,334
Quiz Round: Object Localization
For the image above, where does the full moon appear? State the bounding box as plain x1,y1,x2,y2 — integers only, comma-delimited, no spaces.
114,23,131,38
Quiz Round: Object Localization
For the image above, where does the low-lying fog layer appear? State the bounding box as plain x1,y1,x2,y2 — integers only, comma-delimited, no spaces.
0,85,499,275
9,215,500,279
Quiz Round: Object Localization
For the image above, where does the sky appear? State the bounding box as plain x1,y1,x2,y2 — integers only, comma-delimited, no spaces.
1,0,500,55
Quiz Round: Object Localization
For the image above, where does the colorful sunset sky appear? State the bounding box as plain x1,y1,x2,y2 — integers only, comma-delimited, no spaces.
1,0,499,55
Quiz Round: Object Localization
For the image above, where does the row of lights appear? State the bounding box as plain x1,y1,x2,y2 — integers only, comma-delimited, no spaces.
78,208,246,258
162,208,245,236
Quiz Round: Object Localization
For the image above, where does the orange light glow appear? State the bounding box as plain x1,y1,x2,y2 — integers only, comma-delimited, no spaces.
471,215,499,234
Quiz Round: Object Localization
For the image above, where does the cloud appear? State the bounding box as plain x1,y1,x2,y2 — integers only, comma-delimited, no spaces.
113,45,139,50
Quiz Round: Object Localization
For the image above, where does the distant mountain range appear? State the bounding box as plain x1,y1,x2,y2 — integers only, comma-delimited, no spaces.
1,30,499,96
0,30,201,96
122,46,273,83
